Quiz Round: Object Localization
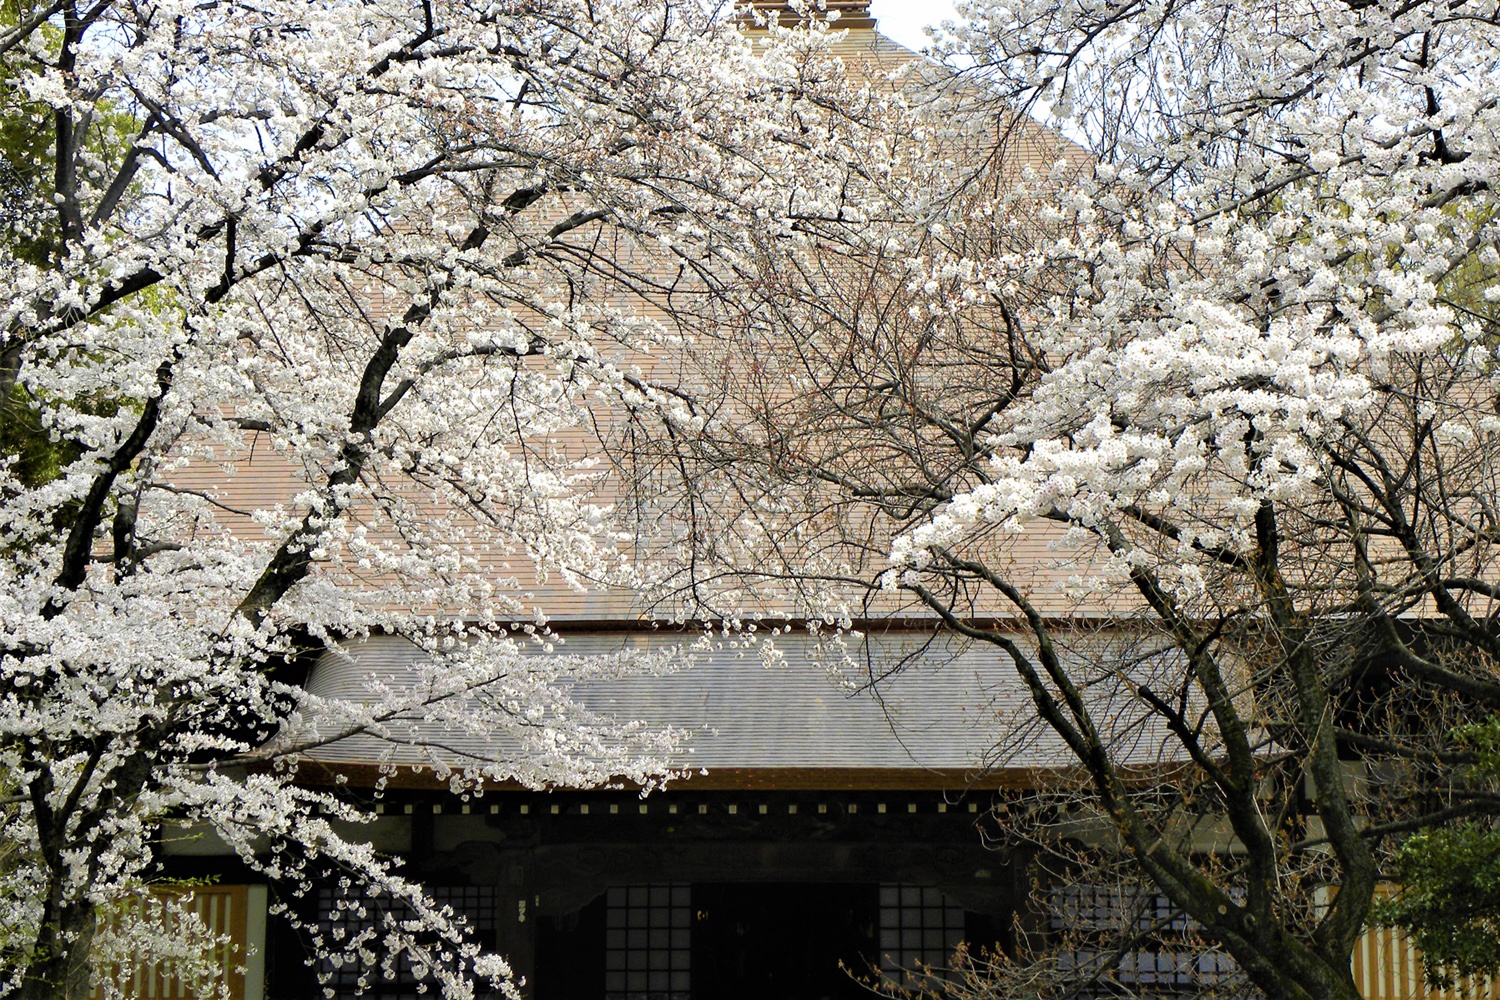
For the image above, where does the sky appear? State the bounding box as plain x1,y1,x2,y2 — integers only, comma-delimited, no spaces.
865,0,962,52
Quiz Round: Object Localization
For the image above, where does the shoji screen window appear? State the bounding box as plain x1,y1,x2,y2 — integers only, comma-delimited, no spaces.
603,884,691,1000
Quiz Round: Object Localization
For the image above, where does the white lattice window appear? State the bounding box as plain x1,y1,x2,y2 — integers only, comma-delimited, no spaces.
877,884,966,987
603,884,691,1000
1048,884,1255,998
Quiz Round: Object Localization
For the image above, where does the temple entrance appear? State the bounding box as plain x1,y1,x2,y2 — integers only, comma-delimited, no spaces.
536,880,977,1000
690,883,879,1000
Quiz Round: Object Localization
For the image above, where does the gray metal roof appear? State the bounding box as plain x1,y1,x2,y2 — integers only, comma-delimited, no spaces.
299,630,1182,776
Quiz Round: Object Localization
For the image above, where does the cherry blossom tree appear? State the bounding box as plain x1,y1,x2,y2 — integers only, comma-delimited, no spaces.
609,0,1500,996
0,1,910,997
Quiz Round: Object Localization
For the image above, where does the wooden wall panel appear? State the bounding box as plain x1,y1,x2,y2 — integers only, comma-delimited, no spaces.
1351,886,1500,1000
89,885,249,1000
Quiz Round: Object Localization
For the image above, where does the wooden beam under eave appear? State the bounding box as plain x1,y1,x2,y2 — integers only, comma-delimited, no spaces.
279,760,1194,792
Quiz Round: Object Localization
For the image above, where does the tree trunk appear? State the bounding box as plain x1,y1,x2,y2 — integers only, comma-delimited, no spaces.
1249,940,1363,1000
17,896,96,1000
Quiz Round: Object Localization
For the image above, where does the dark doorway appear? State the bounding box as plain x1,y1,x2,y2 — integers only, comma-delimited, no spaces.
691,883,879,1000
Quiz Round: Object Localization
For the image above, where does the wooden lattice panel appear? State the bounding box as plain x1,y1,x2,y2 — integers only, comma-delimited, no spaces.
89,885,249,1000
1353,902,1500,1000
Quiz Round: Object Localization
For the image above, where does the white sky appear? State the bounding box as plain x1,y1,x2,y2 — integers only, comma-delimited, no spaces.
866,0,961,52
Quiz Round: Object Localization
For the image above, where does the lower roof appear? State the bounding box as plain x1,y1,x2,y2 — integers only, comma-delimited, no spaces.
293,628,1182,790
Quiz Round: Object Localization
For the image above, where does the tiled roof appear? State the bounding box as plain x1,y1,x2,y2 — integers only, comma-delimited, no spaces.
298,628,1186,781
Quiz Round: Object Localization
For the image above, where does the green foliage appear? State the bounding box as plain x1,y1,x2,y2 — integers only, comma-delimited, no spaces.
0,0,142,265
1374,718,1500,989
1456,717,1500,774
1376,823,1500,989
0,0,70,490
0,389,81,490
0,0,141,493
0,0,61,266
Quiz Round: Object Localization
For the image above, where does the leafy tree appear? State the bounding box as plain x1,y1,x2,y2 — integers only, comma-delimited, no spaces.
1376,716,1500,989
1,0,79,489
0,0,140,495
0,1,903,998
0,2,55,269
